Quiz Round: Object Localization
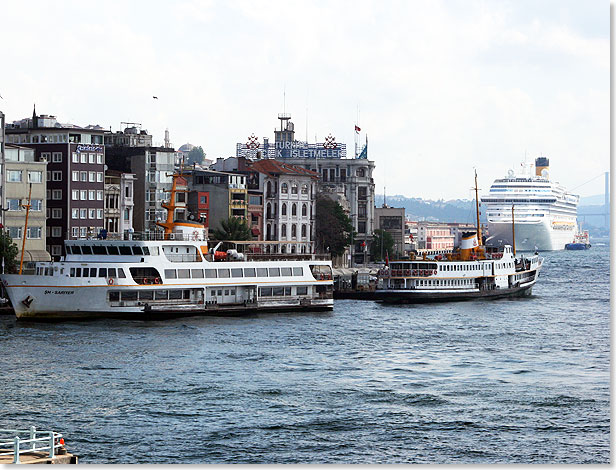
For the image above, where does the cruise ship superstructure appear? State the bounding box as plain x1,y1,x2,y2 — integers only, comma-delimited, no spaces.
480,158,579,251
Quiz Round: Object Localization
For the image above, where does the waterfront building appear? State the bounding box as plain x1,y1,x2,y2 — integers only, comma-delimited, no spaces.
415,222,456,251
104,170,136,238
105,126,177,233
3,144,50,262
374,205,406,257
236,113,376,264
185,169,247,236
4,109,105,259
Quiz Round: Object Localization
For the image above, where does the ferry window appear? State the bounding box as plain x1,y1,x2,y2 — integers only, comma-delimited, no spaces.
217,290,222,296
183,290,191,300
230,289,235,296
297,286,308,295
293,267,303,276
90,268,98,276
165,269,177,279
205,269,217,278
169,290,182,300
273,287,284,296
178,269,190,279
109,291,119,302
121,291,138,301
259,287,272,296
93,246,106,255
257,268,268,277
107,246,119,256
224,289,229,296
281,267,292,277
70,268,75,277
149,247,159,256
75,268,82,277
142,247,150,256
231,268,243,278
155,290,168,300
82,268,90,277
119,246,132,256
118,268,126,278
132,246,143,256
66,246,73,255
269,267,280,277
108,268,117,278
191,269,204,278
139,291,154,301
284,287,291,295
244,268,256,277
218,269,230,278
82,245,93,255
98,268,107,277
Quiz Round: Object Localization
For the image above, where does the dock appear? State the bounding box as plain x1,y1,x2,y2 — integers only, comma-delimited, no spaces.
0,428,77,464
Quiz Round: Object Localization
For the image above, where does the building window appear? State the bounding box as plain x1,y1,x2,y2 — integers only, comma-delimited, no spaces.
281,224,287,238
291,183,298,194
80,209,87,219
26,227,42,239
72,227,79,237
97,209,103,219
72,171,79,181
52,189,62,200
72,208,79,219
291,224,297,238
52,208,62,219
301,224,307,238
80,227,87,237
97,172,103,182
52,152,62,162
28,171,43,183
80,190,87,200
72,190,79,200
301,184,308,194
80,153,87,164
8,227,22,239
358,221,366,233
80,171,87,182
200,195,207,205
41,152,51,161
97,154,103,164
52,171,62,181
52,226,62,237
356,168,366,177
124,209,130,221
292,203,297,216
52,245,62,256
7,199,20,211
89,153,95,164
72,152,79,163
89,172,95,182
89,209,96,219
281,183,288,193
97,190,103,201
281,203,287,216
7,170,22,182
302,203,307,217
89,190,95,200
31,199,43,211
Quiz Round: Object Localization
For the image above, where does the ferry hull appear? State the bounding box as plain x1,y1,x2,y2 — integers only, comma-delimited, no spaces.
377,283,535,304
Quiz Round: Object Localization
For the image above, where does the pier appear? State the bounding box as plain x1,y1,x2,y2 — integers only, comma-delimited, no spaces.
0,428,77,464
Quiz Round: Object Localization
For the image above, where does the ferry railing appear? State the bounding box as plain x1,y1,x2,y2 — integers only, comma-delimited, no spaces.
0,427,63,463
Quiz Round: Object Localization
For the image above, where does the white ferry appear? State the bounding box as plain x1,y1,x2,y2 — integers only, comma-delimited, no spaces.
1,175,333,321
376,172,543,303
480,157,579,251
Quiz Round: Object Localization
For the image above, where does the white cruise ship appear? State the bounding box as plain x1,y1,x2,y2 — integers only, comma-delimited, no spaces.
480,158,579,251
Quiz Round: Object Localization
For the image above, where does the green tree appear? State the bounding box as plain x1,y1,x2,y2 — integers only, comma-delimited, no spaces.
185,146,205,166
0,230,19,273
371,229,395,262
315,196,354,257
211,217,252,242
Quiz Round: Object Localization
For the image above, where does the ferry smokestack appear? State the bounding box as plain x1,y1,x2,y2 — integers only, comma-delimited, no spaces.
535,157,549,178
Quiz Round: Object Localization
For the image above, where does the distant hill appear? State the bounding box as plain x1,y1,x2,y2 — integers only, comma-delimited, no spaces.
376,195,484,224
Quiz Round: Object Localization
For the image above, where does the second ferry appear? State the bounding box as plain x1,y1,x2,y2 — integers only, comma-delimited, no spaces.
480,157,579,251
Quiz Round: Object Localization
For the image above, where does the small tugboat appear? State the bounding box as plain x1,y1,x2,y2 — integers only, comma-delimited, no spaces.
375,172,543,303
0,174,334,321
565,230,591,250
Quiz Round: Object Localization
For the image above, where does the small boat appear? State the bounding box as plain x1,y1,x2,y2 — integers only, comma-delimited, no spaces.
565,230,591,250
375,172,543,303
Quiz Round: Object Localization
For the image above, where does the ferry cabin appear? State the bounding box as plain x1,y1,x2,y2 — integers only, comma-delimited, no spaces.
4,239,334,319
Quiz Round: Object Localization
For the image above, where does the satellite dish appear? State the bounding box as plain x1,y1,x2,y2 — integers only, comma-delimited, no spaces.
507,169,514,178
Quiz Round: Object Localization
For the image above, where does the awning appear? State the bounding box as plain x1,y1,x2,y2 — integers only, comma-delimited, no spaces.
251,227,261,236
17,250,52,262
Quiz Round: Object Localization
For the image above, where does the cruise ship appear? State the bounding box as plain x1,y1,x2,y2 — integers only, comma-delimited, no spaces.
480,158,579,251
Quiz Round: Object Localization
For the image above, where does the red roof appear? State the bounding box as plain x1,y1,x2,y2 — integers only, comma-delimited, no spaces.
248,159,319,179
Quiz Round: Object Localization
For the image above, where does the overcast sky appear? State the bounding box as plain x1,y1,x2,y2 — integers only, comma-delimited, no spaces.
1,0,609,200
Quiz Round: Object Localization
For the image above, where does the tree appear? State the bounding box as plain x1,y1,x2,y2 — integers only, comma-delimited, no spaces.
185,146,205,166
371,229,394,262
211,217,252,242
315,196,354,257
0,230,19,273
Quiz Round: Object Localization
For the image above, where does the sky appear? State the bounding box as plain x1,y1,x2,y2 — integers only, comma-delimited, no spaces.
0,0,610,200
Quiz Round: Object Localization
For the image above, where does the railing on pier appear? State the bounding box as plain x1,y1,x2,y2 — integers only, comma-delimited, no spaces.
0,427,64,464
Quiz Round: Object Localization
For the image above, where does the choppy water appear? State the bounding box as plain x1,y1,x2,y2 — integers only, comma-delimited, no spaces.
0,246,610,463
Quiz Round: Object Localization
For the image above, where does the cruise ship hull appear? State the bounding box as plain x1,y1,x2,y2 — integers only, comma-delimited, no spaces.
487,219,575,251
